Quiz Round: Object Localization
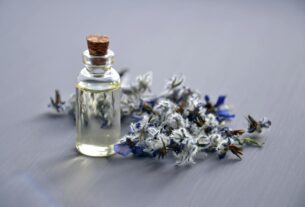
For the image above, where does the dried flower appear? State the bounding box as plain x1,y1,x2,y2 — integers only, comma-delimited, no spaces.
247,115,271,134
48,90,66,114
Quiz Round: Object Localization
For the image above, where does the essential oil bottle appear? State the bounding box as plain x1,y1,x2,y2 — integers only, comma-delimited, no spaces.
76,35,121,157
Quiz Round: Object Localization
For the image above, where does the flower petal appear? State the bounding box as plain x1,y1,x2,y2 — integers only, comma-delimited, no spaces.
114,144,132,157
215,95,226,107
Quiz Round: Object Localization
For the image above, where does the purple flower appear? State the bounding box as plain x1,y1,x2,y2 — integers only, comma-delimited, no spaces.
216,109,235,121
48,90,65,112
114,143,132,157
215,95,226,107
135,122,141,129
204,95,235,121
131,145,145,156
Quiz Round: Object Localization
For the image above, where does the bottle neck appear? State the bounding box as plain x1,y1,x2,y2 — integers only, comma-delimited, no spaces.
82,49,114,74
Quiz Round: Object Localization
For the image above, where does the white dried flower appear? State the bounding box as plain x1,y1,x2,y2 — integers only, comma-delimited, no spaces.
135,72,152,93
204,113,219,127
165,113,185,129
174,139,198,165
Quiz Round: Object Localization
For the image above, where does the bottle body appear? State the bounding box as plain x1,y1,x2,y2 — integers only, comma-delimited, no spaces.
76,50,121,157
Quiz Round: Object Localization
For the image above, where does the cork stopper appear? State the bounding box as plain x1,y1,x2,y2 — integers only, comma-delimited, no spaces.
86,35,109,56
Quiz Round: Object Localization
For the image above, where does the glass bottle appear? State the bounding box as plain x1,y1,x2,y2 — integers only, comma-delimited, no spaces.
75,35,121,157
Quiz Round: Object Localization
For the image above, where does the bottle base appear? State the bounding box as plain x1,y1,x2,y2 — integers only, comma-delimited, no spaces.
76,143,115,157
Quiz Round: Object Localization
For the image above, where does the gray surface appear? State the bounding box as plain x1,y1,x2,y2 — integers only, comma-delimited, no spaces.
0,0,305,206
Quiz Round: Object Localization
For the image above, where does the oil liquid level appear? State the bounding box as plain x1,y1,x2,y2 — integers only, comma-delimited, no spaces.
76,85,120,157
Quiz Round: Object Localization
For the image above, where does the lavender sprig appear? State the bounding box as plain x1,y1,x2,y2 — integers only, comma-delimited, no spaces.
48,72,271,166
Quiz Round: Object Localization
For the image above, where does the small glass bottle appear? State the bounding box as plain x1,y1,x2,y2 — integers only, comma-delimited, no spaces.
76,35,121,157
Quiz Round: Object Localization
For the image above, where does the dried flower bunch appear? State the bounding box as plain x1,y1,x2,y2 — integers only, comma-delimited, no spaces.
48,72,271,165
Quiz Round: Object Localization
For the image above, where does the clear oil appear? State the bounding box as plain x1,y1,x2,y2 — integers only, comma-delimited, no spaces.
76,85,120,157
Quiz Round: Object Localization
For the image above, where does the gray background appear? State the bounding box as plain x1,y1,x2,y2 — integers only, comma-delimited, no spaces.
0,0,305,206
